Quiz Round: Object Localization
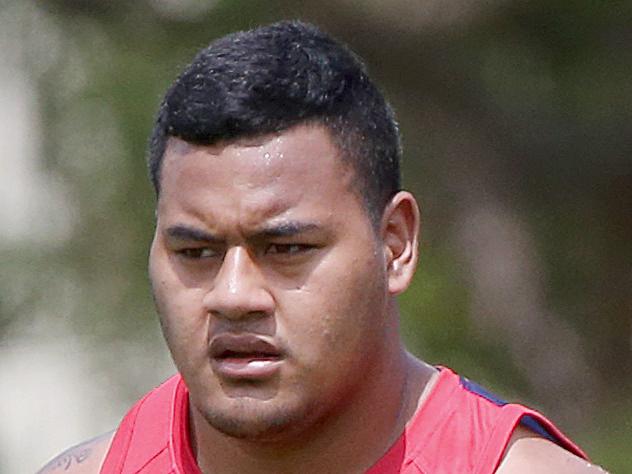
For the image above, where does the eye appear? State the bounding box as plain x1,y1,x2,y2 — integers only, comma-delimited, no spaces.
266,243,312,256
177,247,218,259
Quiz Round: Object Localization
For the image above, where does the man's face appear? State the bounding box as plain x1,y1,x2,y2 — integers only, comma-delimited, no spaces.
149,124,395,441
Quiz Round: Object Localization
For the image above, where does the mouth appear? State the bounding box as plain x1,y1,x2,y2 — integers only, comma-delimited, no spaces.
210,334,284,380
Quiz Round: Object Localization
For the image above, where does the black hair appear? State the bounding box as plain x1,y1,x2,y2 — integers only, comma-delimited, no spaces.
148,20,402,224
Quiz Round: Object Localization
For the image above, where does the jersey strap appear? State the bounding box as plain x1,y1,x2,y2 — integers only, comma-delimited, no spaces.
100,374,200,474
366,367,587,473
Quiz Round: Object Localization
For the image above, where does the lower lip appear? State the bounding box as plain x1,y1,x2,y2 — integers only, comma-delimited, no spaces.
212,357,284,379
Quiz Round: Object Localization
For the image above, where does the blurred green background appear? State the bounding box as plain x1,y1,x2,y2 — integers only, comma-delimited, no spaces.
1,1,630,472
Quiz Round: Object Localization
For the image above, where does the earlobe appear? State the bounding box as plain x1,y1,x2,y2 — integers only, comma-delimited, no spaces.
381,191,421,295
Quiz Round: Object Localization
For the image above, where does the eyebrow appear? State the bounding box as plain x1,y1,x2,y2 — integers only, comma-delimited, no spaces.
164,221,321,242
165,225,222,243
256,221,321,238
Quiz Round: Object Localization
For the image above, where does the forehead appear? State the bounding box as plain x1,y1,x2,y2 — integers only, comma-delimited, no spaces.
158,125,361,227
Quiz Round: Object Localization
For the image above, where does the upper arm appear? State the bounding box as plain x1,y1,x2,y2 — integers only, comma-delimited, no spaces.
37,431,115,474
496,426,608,474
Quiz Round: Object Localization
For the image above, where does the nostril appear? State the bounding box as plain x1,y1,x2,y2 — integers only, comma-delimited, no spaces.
203,286,276,321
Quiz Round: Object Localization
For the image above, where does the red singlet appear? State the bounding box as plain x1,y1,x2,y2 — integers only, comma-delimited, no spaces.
100,367,587,473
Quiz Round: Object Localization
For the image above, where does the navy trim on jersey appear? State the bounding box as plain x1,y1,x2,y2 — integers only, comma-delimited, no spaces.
459,376,557,443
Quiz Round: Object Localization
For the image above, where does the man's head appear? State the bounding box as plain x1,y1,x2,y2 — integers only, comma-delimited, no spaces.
148,20,401,224
148,21,420,443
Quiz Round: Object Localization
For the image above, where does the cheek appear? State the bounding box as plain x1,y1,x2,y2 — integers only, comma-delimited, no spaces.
150,253,208,358
283,253,387,365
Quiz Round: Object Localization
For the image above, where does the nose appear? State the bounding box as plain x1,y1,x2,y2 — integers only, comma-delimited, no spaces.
202,246,275,321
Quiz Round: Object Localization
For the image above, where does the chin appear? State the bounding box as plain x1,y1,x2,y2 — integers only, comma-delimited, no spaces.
199,396,317,442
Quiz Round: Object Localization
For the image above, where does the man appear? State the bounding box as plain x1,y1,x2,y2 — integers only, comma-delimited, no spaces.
39,21,606,473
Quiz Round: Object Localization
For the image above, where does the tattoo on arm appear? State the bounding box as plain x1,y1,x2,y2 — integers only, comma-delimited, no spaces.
40,447,92,471
37,431,113,473
37,433,112,474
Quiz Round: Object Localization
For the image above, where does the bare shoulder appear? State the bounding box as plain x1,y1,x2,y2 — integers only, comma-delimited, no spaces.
496,425,609,474
37,431,115,474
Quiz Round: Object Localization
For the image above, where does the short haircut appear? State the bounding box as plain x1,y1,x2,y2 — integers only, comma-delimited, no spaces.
148,20,402,224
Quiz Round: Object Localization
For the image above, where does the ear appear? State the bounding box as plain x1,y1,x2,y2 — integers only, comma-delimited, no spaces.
380,191,421,295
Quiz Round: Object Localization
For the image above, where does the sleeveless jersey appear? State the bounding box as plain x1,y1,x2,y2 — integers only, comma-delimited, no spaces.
100,367,587,473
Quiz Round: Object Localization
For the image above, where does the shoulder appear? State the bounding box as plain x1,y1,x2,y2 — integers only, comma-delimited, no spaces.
496,426,609,474
37,431,115,474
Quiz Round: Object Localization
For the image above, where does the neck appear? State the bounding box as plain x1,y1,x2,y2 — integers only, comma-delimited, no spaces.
190,349,436,474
